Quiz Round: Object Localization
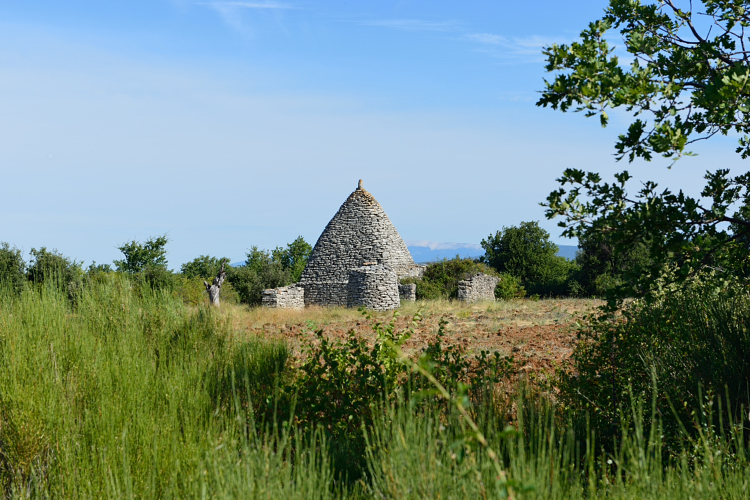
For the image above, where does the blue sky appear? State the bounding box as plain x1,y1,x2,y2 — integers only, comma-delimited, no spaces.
1,0,746,269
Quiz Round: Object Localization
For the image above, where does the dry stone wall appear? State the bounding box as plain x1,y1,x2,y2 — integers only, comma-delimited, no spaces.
347,264,400,311
457,273,499,303
398,283,416,301
299,181,422,307
261,284,305,309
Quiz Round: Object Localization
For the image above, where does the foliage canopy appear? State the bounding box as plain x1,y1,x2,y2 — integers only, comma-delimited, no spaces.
114,235,169,274
538,0,750,162
272,236,312,283
538,0,750,296
0,243,26,295
181,255,231,280
481,222,576,296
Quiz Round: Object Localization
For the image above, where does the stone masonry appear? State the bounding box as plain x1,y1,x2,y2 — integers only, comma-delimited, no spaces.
298,180,422,307
457,273,499,303
347,264,400,311
261,284,305,309
398,283,416,301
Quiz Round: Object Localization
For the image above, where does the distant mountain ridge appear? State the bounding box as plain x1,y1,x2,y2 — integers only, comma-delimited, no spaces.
406,243,578,264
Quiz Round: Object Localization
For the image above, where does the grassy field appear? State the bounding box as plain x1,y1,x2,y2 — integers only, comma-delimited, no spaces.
1,277,748,498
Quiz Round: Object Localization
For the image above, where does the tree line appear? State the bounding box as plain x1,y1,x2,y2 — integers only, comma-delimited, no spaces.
0,220,653,305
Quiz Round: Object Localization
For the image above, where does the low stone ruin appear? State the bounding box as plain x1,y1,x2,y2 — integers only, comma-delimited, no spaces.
261,284,305,309
347,263,400,311
398,283,416,301
457,273,499,303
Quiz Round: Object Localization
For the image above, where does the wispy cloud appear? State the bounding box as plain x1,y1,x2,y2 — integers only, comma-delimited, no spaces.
361,19,459,32
463,33,567,62
406,240,482,251
198,1,295,36
464,33,507,45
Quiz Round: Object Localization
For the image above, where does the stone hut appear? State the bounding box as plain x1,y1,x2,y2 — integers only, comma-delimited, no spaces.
296,180,424,308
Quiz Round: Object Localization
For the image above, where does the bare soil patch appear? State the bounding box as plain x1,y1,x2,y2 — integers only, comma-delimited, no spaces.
227,298,601,373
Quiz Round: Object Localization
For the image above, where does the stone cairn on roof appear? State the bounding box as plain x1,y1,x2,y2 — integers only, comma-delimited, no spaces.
292,180,424,309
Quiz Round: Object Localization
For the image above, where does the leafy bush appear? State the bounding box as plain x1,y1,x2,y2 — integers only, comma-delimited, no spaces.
481,221,577,296
86,261,112,275
574,228,651,297
221,238,312,306
26,247,84,301
559,271,750,456
495,273,525,300
111,235,179,292
173,275,239,306
140,264,178,292
404,257,499,300
283,310,517,481
272,236,312,282
0,242,26,295
114,235,169,274
286,314,410,480
227,247,293,305
180,255,231,280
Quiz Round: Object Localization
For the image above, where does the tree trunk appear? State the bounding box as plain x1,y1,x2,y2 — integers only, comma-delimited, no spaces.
204,261,226,306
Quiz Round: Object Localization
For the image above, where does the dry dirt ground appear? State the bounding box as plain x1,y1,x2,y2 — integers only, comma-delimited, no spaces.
226,298,602,373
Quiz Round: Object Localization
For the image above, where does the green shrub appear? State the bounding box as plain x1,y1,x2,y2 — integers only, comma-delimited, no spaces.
0,242,25,295
481,221,578,296
559,271,750,456
282,311,518,482
227,247,293,305
173,275,240,306
114,235,169,274
86,261,112,275
271,236,312,283
131,265,178,293
218,237,312,305
495,273,525,300
574,228,651,297
405,257,498,300
180,255,231,280
26,247,84,301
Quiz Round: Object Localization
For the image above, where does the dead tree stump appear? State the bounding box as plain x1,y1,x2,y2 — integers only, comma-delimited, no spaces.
204,261,226,306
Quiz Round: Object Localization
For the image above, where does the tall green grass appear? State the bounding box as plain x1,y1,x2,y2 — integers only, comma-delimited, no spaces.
0,276,327,498
1,276,749,498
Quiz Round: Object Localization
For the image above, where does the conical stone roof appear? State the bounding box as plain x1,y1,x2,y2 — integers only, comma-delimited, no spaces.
299,180,419,306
